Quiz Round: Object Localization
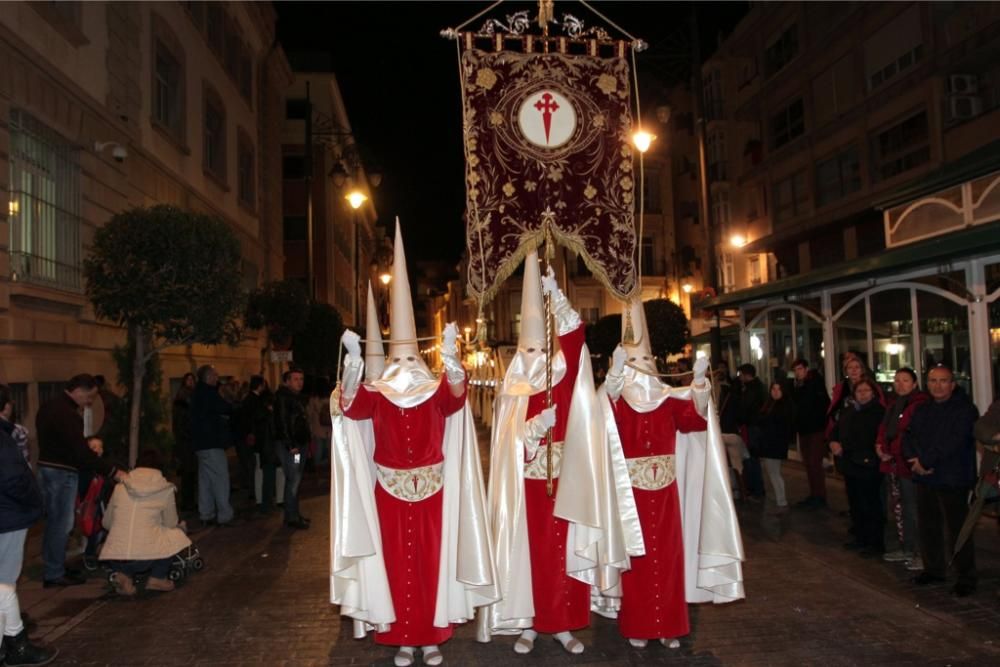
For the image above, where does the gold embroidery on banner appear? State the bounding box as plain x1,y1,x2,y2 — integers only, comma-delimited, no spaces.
524,441,564,480
375,462,444,502
627,455,675,490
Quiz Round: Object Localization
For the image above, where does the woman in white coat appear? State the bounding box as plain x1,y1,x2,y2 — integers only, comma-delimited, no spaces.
99,450,191,595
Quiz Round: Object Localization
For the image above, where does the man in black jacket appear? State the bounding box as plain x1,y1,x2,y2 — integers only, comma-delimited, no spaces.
272,368,309,529
791,359,831,509
1,384,58,665
737,364,767,500
191,365,238,527
239,376,275,512
36,374,120,587
903,364,979,597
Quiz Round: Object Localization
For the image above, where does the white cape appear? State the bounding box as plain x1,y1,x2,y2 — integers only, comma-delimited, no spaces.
329,384,499,637
477,343,643,640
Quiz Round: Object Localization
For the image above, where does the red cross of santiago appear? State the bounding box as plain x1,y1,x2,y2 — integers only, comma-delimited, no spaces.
533,92,560,144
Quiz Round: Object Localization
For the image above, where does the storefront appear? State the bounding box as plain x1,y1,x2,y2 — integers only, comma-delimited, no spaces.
703,165,1000,416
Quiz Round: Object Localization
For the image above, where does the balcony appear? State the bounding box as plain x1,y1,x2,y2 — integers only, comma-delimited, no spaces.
9,251,82,292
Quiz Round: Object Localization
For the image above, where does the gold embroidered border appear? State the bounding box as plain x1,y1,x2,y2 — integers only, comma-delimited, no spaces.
627,454,675,490
375,462,444,502
524,441,564,480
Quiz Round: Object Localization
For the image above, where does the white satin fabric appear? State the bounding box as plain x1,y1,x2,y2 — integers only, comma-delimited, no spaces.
370,358,441,408
477,343,643,640
329,376,499,638
502,348,567,397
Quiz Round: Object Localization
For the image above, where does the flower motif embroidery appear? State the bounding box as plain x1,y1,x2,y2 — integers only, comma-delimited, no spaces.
476,68,498,90
469,172,481,185
468,154,480,167
502,182,516,197
489,111,504,127
620,176,634,191
524,180,538,192
592,115,606,130
584,183,597,199
597,73,618,95
548,167,564,182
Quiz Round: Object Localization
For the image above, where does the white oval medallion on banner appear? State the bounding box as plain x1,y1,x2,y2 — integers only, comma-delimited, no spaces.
517,90,576,149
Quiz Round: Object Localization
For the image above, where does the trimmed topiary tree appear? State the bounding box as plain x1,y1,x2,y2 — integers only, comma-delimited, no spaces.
84,205,245,467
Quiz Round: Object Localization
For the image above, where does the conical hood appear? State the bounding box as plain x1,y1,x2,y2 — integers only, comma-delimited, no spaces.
364,281,385,382
390,218,418,358
518,248,545,349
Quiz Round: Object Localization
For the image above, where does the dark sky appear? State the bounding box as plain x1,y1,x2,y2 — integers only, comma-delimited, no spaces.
276,1,749,267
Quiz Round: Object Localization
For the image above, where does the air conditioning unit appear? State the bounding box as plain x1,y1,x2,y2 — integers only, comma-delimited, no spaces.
949,74,978,95
949,95,983,120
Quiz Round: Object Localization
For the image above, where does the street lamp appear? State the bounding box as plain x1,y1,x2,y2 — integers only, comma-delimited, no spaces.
379,272,391,285
632,129,656,153
346,190,367,209
681,280,694,294
730,234,746,248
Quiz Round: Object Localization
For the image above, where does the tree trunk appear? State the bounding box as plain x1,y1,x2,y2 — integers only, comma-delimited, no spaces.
128,324,146,469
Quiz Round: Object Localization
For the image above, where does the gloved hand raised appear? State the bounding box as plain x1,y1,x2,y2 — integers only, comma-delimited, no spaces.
611,344,628,374
341,329,362,359
442,322,459,354
693,357,710,382
540,265,559,296
538,406,557,429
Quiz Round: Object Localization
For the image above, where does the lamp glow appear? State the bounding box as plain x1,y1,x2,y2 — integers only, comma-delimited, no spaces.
885,342,904,356
681,282,694,294
632,130,656,153
379,272,391,285
730,234,746,248
346,191,367,209
8,200,18,217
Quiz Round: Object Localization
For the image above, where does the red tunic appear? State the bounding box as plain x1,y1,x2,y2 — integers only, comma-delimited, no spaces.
609,395,706,640
522,325,591,633
344,377,467,646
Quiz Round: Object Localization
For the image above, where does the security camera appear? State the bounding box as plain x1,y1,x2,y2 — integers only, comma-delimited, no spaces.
94,141,127,163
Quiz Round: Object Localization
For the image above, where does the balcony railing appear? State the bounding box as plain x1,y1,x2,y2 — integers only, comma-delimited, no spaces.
9,251,82,292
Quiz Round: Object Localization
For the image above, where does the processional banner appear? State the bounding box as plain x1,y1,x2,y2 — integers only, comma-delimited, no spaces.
461,47,636,303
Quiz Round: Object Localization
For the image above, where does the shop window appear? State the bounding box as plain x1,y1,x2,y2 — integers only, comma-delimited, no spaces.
917,291,972,397
794,311,825,377
834,299,869,376
870,290,915,387
768,309,794,380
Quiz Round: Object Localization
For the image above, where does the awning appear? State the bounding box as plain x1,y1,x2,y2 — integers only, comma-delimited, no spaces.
703,218,1000,310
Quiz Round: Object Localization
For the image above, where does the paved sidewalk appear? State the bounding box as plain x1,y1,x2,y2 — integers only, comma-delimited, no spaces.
22,463,1000,665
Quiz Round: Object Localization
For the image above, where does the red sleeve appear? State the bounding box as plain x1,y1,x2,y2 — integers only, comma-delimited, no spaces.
435,375,467,417
342,385,376,420
559,324,585,383
671,397,707,434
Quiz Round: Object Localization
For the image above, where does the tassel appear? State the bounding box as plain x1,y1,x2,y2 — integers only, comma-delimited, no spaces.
623,307,635,345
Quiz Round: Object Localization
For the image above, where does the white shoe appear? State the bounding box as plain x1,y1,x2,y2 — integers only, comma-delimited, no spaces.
661,638,681,649
905,557,924,571
394,646,415,667
554,631,584,654
422,645,443,666
514,629,536,654
628,638,648,648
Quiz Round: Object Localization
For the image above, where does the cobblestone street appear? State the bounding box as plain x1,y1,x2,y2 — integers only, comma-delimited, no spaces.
20,463,1000,666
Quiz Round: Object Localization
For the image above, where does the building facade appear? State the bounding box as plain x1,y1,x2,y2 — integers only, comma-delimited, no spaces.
694,1,1000,412
0,1,290,433
281,67,378,328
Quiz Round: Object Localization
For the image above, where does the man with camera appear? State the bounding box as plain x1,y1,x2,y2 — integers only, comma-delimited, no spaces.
273,368,309,530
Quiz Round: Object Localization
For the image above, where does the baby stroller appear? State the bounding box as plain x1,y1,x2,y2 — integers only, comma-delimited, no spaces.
77,473,113,571
167,543,205,582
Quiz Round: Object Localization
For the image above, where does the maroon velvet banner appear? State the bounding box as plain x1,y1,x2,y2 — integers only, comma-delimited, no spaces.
461,48,637,303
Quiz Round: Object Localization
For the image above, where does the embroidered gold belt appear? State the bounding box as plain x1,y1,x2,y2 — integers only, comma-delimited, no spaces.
524,441,564,480
375,462,444,502
627,454,675,490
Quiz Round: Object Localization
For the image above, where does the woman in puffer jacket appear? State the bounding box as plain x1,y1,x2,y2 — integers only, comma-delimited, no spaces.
99,449,191,595
876,368,928,570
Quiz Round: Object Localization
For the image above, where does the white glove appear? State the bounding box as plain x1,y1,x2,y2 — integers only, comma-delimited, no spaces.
538,406,557,430
540,265,558,296
341,329,361,359
442,322,459,355
693,357,710,382
611,345,628,375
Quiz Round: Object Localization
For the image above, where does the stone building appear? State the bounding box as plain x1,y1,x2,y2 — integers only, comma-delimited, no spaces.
0,2,291,431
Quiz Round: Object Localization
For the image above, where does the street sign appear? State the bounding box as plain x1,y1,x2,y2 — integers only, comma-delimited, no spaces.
270,350,293,363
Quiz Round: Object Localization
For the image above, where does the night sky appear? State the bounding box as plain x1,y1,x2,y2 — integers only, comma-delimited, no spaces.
276,1,749,267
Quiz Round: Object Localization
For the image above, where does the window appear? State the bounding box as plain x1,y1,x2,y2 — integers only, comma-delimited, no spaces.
641,167,661,213
770,99,804,149
7,109,82,291
748,255,762,286
153,41,183,140
712,190,731,228
282,155,305,180
640,237,655,275
745,183,766,220
286,98,308,120
203,86,226,180
813,56,857,127
703,68,724,120
283,216,307,242
720,252,735,292
872,111,929,181
239,51,253,102
773,170,809,224
865,6,923,91
816,146,861,206
237,130,255,208
809,227,844,269
765,24,798,77
29,1,87,47
708,131,727,181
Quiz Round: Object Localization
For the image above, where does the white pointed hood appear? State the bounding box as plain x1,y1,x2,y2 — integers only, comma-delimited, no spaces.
364,281,385,382
501,248,566,396
371,219,437,406
620,297,670,410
